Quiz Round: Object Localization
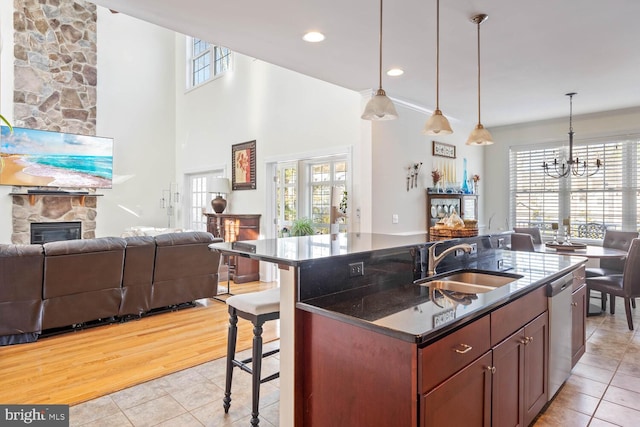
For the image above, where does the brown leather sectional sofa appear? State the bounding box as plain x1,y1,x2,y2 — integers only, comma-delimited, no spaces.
0,231,222,345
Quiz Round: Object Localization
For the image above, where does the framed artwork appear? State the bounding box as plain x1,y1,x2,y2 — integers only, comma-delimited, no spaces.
232,140,256,190
432,141,456,159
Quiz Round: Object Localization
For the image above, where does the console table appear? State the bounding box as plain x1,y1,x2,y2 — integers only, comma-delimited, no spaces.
204,213,261,283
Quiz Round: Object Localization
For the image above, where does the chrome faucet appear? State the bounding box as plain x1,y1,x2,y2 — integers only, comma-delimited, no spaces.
427,241,474,276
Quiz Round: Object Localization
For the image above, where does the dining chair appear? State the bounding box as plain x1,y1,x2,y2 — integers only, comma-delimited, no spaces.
513,227,543,244
586,230,639,312
586,238,640,330
510,233,535,252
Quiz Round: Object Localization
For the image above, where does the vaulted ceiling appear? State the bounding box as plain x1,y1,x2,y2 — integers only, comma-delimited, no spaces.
93,0,640,128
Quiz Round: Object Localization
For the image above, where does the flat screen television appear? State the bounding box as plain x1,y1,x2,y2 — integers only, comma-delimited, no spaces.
0,126,113,189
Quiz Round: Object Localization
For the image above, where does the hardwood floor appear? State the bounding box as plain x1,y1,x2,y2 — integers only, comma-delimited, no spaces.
0,281,279,406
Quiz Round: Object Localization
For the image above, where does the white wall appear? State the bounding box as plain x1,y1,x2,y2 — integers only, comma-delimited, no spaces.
0,6,177,241
95,9,177,236
484,106,640,233
173,41,366,235
372,105,484,234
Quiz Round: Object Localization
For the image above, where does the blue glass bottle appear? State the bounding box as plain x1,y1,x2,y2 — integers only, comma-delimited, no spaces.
461,158,471,194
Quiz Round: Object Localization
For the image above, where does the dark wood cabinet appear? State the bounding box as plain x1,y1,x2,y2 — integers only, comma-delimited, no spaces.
300,284,553,427
571,265,587,367
523,313,549,426
422,351,492,427
205,213,261,283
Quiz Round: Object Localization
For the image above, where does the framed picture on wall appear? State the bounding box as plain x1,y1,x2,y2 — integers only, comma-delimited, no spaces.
432,141,456,159
232,140,256,190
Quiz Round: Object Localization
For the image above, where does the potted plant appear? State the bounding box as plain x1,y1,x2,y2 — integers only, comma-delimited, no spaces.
290,217,315,236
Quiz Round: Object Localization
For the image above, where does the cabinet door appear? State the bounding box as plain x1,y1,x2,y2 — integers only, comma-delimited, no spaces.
422,351,492,427
571,285,587,367
492,328,525,427
524,313,549,426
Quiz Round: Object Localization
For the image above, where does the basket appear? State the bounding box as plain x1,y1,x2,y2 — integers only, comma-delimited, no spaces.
429,226,479,241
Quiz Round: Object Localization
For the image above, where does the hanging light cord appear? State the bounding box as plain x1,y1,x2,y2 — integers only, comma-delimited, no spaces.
476,17,481,125
377,0,383,90
435,0,440,109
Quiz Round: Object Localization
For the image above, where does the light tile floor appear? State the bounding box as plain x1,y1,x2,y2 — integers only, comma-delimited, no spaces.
71,297,640,427
70,341,280,427
533,297,640,427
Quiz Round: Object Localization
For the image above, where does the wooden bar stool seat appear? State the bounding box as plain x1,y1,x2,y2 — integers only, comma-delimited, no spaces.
223,287,280,426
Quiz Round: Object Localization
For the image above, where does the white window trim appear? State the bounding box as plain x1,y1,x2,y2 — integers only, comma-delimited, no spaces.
185,37,233,91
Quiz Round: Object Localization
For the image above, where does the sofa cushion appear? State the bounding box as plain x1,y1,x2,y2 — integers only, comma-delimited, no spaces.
43,237,126,299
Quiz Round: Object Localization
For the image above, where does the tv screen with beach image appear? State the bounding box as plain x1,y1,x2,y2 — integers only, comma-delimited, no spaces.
0,126,113,189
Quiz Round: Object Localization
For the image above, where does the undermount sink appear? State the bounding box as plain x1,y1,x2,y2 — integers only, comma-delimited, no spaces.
418,270,524,294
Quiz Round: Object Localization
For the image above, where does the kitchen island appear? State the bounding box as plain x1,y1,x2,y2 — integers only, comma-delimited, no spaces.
209,233,587,426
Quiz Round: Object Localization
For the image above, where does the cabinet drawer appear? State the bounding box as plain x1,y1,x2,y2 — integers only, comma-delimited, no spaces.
420,315,491,393
491,285,546,346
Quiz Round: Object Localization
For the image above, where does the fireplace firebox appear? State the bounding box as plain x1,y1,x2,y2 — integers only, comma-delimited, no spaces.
30,222,82,244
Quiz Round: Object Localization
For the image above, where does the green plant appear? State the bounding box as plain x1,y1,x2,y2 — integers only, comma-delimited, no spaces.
290,217,315,236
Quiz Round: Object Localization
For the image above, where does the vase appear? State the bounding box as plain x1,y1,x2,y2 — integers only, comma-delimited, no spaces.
461,158,471,194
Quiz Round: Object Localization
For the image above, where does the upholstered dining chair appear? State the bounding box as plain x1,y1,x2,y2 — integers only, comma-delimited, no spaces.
513,227,543,244
510,233,535,252
586,230,639,312
586,238,640,330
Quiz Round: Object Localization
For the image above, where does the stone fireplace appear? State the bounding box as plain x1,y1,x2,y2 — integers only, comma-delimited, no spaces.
11,192,97,244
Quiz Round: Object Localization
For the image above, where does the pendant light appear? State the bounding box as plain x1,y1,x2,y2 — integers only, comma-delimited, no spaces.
361,0,398,120
466,14,493,145
423,0,453,134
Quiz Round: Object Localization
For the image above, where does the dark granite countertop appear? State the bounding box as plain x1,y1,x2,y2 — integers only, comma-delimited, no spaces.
297,250,587,345
208,232,429,265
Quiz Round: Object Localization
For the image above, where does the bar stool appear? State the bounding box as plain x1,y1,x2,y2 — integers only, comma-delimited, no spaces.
223,287,280,426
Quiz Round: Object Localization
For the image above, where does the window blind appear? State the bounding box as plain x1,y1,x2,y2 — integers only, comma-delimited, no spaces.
509,138,640,239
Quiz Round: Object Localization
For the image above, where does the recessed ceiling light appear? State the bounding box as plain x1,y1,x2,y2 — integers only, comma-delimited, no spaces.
387,68,404,77
303,31,325,43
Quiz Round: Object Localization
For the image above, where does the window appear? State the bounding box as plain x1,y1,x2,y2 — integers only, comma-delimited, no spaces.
187,38,232,89
185,171,225,231
308,158,347,234
276,162,298,231
274,156,348,236
510,137,639,239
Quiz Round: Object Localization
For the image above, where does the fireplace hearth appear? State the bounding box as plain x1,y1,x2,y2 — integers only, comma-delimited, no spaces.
31,222,82,244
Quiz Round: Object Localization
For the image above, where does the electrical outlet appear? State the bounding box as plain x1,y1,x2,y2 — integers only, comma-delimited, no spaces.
349,261,364,277
470,243,478,254
497,259,504,270
392,214,399,224
497,238,505,248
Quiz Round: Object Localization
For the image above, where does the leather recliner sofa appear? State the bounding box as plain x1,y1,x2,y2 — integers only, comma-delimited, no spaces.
0,244,44,345
0,231,223,345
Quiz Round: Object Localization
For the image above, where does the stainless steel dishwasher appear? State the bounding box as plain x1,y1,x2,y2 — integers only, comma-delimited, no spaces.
547,272,573,400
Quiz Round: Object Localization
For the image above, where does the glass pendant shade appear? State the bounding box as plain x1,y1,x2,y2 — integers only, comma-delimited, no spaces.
466,123,494,145
423,0,452,135
467,14,493,146
423,109,453,134
361,0,398,121
361,88,399,120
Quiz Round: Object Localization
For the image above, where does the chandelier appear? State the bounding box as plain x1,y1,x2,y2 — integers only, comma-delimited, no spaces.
542,92,602,178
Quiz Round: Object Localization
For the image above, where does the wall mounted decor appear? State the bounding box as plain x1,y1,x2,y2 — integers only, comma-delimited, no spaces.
232,140,256,190
432,141,456,159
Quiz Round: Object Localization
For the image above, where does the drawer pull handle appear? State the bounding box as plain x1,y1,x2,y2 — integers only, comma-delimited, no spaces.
519,336,534,345
454,343,473,354
571,302,578,307
486,366,496,374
